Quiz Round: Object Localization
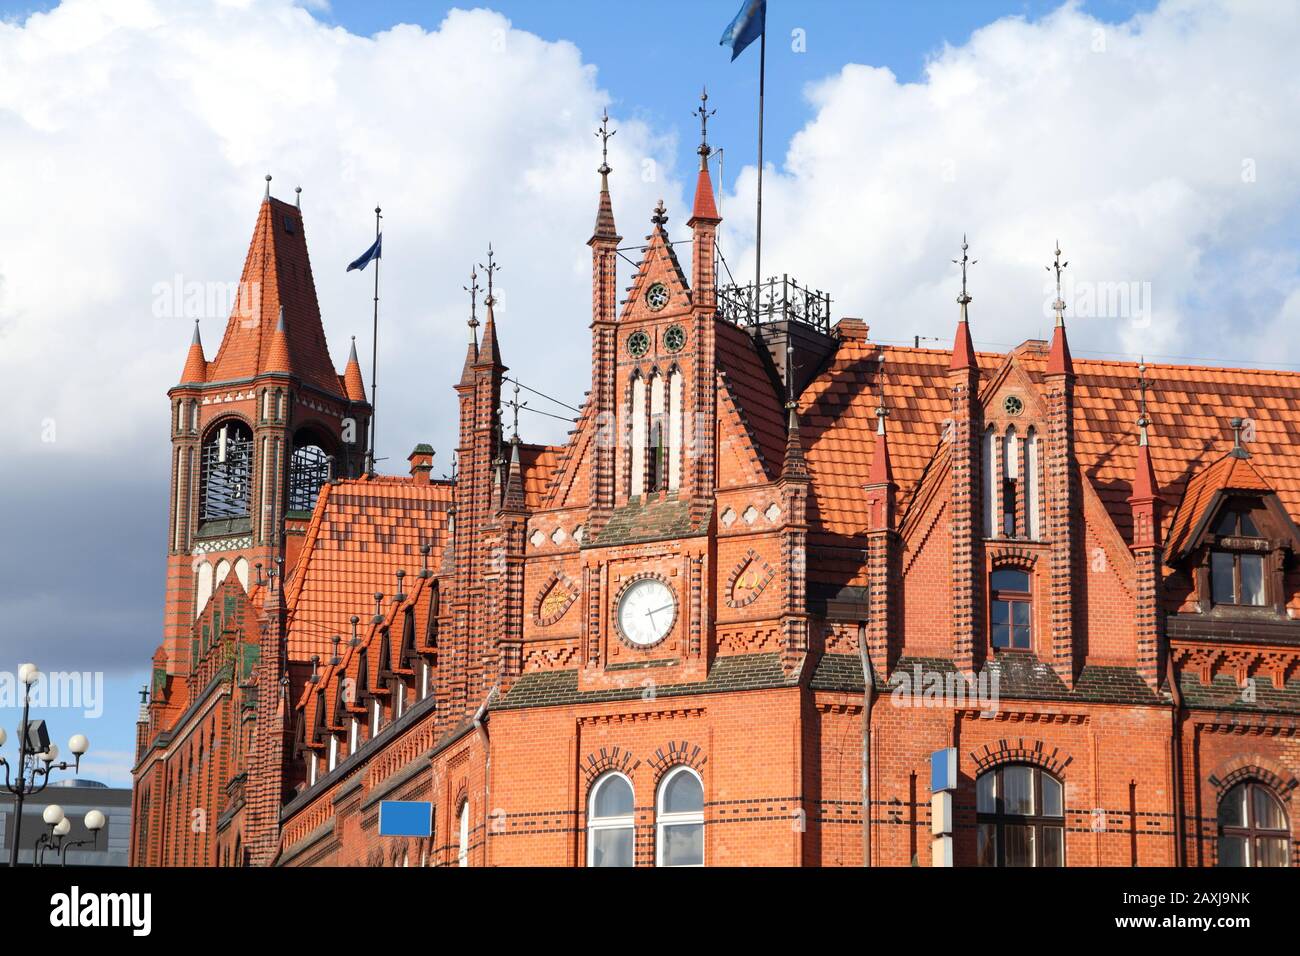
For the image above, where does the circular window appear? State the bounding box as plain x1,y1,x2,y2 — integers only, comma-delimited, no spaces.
664,325,686,353
627,330,650,358
1003,395,1024,417
645,282,670,312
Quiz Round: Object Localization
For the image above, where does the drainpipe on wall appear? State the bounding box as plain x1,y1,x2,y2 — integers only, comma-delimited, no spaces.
472,686,498,867
857,638,874,867
1166,655,1186,867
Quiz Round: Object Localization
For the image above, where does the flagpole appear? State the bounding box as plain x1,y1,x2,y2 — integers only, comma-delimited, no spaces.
369,205,381,475
753,26,766,323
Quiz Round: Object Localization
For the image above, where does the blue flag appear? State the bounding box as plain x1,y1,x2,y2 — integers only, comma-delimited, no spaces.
720,0,766,61
347,233,382,272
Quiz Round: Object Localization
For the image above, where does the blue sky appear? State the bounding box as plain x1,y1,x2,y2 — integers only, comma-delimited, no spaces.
6,0,1293,790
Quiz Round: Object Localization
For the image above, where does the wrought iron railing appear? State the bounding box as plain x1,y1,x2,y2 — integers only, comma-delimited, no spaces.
716,274,832,334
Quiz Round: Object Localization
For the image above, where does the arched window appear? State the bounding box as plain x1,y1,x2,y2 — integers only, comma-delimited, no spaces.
1002,426,1018,536
200,420,253,520
990,569,1031,650
668,368,683,490
656,767,704,867
629,374,646,498
288,428,331,513
587,772,635,868
1025,427,1040,539
982,426,996,537
976,764,1064,866
1210,503,1268,607
457,800,470,867
1218,780,1289,867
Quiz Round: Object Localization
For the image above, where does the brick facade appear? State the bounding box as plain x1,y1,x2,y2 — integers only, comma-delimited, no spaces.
134,155,1300,868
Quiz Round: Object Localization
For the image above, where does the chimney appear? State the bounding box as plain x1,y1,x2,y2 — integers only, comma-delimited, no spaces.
408,444,435,481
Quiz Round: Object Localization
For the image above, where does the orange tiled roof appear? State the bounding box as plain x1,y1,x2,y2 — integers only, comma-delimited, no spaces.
205,197,344,397
1165,452,1273,558
283,475,452,662
801,329,1300,547
518,443,562,510
716,320,787,478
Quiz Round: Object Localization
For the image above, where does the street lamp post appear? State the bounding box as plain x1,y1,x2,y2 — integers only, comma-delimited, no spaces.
0,663,91,867
34,807,105,866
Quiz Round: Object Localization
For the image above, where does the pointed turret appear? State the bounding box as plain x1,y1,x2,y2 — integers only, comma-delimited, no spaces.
867,405,894,488
865,354,897,532
1128,362,1163,690
343,337,366,402
1045,240,1074,376
180,320,208,384
206,183,344,397
474,246,504,371
590,110,621,244
780,403,809,481
263,306,292,374
948,234,978,372
503,437,526,511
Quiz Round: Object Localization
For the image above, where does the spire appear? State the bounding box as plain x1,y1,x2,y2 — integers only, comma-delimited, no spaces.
1132,361,1160,500
590,109,620,243
781,401,809,481
475,244,503,369
948,234,978,372
179,319,208,384
263,305,292,374
206,186,343,396
460,266,481,385
343,336,366,402
1045,240,1074,376
503,436,526,511
688,87,721,225
867,354,894,487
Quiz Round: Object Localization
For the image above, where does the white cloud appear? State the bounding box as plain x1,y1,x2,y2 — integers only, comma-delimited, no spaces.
719,0,1300,367
0,0,685,470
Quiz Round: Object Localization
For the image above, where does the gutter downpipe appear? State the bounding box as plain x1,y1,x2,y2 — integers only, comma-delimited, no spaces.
1166,654,1186,867
473,685,499,867
857,639,875,867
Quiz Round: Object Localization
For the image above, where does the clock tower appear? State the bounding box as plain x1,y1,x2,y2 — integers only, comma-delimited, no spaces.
572,102,724,689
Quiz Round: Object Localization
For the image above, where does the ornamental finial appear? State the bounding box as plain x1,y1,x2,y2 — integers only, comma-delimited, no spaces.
1047,240,1069,327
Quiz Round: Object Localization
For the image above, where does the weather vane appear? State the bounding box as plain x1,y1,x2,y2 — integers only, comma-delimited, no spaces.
1137,357,1151,444
1047,240,1069,325
596,108,616,176
875,351,889,427
480,243,500,307
464,265,481,335
695,86,716,164
953,234,976,306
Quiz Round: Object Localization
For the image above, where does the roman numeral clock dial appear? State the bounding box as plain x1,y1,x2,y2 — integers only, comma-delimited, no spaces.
615,577,676,647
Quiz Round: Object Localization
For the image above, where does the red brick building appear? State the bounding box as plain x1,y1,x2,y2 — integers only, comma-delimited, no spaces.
133,128,1300,868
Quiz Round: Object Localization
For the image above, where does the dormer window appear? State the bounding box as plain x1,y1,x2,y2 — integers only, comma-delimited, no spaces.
1210,506,1267,607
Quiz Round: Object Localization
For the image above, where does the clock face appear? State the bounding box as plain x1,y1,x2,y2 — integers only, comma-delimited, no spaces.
616,577,676,647
646,282,670,312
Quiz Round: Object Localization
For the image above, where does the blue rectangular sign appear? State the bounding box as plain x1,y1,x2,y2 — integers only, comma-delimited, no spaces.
378,800,432,837
930,747,957,793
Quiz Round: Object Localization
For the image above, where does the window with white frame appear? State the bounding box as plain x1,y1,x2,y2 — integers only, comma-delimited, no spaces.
656,767,704,867
587,772,635,867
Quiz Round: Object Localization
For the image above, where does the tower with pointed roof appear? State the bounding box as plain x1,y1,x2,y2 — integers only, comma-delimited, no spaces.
160,182,370,679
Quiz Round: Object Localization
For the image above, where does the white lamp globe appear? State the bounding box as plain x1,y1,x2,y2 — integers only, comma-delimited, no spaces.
17,663,39,685
0,727,6,748
68,734,89,756
53,818,71,837
42,805,65,826
42,743,59,763
84,810,106,832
